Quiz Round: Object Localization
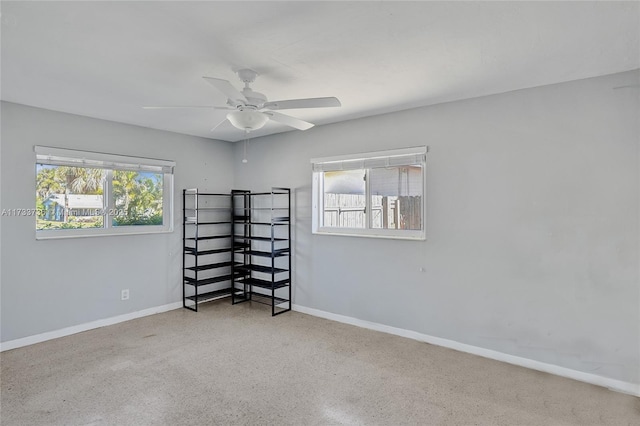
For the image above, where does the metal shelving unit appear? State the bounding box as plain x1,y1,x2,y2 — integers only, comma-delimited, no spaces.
231,188,292,316
183,189,245,311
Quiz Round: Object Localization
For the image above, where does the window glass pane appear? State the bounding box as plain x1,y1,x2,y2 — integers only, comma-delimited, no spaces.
370,166,422,230
322,169,366,228
36,165,105,230
112,170,163,226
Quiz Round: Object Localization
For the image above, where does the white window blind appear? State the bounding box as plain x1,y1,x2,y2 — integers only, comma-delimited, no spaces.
311,147,427,172
35,146,175,173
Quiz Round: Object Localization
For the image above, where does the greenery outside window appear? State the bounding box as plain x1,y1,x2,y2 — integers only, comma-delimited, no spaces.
311,146,426,240
35,146,174,239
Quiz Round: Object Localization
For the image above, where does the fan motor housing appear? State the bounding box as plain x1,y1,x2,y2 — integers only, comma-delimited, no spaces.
242,88,267,107
237,68,258,83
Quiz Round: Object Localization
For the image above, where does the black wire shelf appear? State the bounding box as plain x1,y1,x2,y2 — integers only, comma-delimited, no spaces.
239,249,290,258
184,273,242,286
232,220,289,226
184,247,232,256
245,291,289,306
183,191,230,196
235,277,290,289
183,207,231,211
185,288,244,303
185,261,242,272
233,235,287,242
239,191,290,196
232,207,289,210
185,221,232,225
185,235,232,241
236,264,288,274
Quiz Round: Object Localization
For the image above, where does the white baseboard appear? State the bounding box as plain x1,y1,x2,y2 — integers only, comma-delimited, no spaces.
292,304,640,397
0,301,183,352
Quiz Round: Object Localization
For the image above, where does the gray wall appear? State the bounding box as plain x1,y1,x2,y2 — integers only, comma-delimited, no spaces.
233,70,640,384
0,102,234,342
2,70,638,385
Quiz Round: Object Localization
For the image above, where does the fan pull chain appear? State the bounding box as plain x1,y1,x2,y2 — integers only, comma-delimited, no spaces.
242,131,249,163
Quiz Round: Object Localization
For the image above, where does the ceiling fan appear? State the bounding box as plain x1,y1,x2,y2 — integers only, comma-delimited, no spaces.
144,69,341,133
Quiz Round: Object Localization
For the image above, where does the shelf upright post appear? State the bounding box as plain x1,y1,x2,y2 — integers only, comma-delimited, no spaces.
287,187,291,312
271,188,276,316
193,189,199,312
230,190,236,304
231,189,251,305
182,189,186,308
247,191,252,302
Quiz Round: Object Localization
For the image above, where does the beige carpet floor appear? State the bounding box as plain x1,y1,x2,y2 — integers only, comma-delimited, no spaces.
1,300,638,425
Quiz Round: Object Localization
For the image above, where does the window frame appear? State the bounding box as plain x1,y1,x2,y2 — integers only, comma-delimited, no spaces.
311,146,427,240
35,146,174,240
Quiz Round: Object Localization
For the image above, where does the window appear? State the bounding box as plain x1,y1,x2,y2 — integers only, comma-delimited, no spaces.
35,146,174,239
311,146,426,240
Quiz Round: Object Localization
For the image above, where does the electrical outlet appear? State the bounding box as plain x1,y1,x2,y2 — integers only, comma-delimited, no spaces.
121,289,130,300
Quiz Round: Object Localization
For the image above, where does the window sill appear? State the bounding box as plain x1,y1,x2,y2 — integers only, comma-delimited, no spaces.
313,227,425,241
36,226,174,240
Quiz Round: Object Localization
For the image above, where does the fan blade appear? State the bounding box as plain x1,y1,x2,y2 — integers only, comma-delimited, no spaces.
203,77,247,105
143,106,233,110
263,97,341,111
263,111,314,131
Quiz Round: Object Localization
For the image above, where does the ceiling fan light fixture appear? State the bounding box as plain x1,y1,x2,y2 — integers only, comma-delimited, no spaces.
227,110,268,131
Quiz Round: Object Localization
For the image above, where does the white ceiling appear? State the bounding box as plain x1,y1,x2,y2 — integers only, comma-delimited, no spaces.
1,1,638,142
